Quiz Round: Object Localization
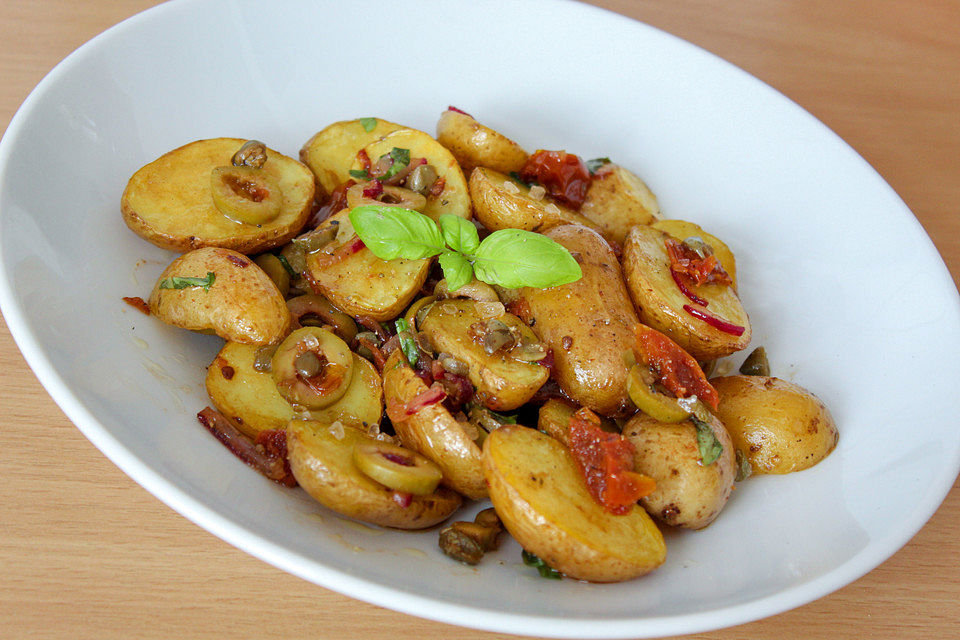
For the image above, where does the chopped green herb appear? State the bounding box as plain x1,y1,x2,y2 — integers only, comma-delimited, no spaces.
488,409,518,424
691,415,723,466
358,117,377,132
276,254,298,278
395,318,419,368
348,169,370,180
508,171,533,187
158,272,216,292
735,449,753,481
586,157,611,174
379,147,411,180
521,550,562,579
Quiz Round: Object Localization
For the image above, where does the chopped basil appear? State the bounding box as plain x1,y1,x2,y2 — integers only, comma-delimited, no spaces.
488,409,517,424
735,449,753,481
348,169,370,180
395,318,419,368
521,550,561,579
586,157,611,174
508,171,533,187
691,415,723,466
158,272,216,292
379,147,411,180
357,117,377,132
276,254,298,278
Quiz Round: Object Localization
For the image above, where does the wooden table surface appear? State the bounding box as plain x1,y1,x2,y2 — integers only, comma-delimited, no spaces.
1,1,958,638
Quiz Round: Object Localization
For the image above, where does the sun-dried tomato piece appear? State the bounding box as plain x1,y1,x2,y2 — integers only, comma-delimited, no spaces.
519,150,592,209
633,324,718,410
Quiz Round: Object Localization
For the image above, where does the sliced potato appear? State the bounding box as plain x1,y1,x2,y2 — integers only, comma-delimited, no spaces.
652,219,737,288
352,128,470,222
122,138,315,253
286,420,461,529
299,117,404,195
304,209,430,321
382,351,487,500
623,412,735,529
148,247,289,344
435,109,528,175
710,375,837,474
622,225,751,360
469,167,599,233
483,425,666,582
419,299,548,411
579,163,661,245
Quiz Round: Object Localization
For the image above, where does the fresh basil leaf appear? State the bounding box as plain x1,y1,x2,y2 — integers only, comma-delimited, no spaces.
586,157,611,174
379,147,411,180
349,206,445,260
357,117,377,132
159,272,216,291
521,550,562,579
439,214,480,254
472,229,582,289
395,318,419,367
439,251,473,292
691,415,723,466
276,254,297,278
348,169,369,180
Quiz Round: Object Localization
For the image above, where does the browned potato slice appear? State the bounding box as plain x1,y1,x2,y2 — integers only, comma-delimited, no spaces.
419,299,548,411
148,247,289,344
382,351,486,500
515,225,638,416
304,209,430,321
299,117,404,195
469,167,600,233
710,375,837,474
435,109,528,175
579,163,661,245
623,412,735,529
352,128,470,222
483,425,666,582
652,219,737,288
622,225,751,360
205,340,384,438
122,138,315,253
286,420,461,529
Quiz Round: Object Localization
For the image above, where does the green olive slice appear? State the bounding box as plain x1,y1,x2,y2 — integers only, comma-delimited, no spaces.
210,165,282,225
272,327,354,409
254,253,290,297
626,363,693,423
352,442,443,495
346,182,427,211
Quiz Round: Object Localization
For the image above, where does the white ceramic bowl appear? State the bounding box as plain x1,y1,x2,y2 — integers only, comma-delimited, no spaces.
1,1,958,637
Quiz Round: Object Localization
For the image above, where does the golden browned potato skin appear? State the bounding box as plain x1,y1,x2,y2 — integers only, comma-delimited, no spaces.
469,167,600,233
286,420,461,529
419,299,548,411
300,117,404,195
122,138,315,254
304,210,430,321
579,164,661,245
623,412,735,529
710,375,838,474
382,351,487,499
652,219,737,289
483,425,666,582
148,247,290,344
515,225,638,416
435,109,528,175
622,224,751,360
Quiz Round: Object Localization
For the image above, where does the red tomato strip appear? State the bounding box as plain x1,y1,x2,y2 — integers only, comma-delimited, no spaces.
633,324,719,410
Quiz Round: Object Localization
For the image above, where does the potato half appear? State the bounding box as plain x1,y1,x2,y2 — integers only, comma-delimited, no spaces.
483,425,666,582
435,109,528,175
122,138,315,253
300,117,404,195
579,163,661,245
710,375,837,474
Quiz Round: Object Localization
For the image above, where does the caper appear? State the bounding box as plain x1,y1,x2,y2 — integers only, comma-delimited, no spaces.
483,320,517,355
353,331,381,361
510,339,547,362
280,242,306,276
683,236,714,258
291,225,338,254
406,163,438,195
438,352,470,377
294,350,323,379
739,346,770,376
438,526,484,565
474,508,502,530
252,345,276,372
231,139,268,169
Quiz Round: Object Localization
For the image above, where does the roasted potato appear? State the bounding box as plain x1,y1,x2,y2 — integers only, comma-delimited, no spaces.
623,412,735,529
483,425,666,582
419,299,549,411
652,219,737,289
148,247,289,344
382,351,487,500
579,163,661,245
710,375,837,474
352,128,470,222
622,224,751,360
514,225,639,416
300,117,404,195
122,138,315,253
304,209,430,321
537,398,618,448
286,420,461,529
469,167,599,233
435,109,528,175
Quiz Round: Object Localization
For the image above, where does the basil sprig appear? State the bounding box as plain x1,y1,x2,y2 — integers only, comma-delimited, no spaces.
691,415,723,466
159,272,216,291
348,206,581,290
521,550,561,579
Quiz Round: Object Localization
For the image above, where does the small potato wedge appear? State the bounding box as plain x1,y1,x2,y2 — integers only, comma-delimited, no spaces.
579,163,661,245
352,128,470,222
300,117,404,195
622,225,751,360
383,351,487,500
286,420,461,529
148,247,289,344
652,219,737,289
122,138,315,254
514,225,639,416
710,375,837,474
623,412,735,529
419,299,548,411
483,425,666,582
469,167,599,233
435,109,528,175
305,209,430,321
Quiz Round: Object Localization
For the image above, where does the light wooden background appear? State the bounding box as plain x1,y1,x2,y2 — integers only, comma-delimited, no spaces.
1,1,957,638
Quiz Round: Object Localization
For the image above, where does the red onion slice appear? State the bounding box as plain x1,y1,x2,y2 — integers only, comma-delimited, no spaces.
682,305,746,336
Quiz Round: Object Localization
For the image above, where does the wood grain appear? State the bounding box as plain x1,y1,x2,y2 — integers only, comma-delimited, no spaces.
0,1,957,639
